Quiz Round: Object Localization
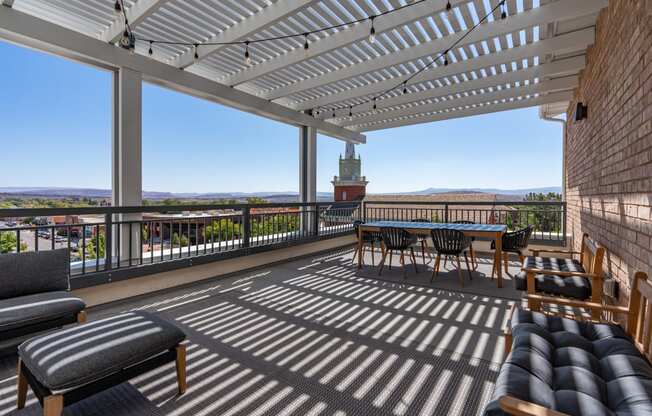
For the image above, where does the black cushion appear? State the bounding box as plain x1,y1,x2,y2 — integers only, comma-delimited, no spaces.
514,256,591,300
0,249,70,300
19,311,185,391
484,308,652,415
0,291,85,332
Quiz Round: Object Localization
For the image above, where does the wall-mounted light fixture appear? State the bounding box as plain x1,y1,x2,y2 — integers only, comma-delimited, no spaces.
574,102,588,121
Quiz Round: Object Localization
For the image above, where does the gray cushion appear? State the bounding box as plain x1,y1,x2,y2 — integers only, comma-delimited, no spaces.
19,311,185,391
484,308,652,415
514,256,591,300
0,291,85,332
0,249,70,300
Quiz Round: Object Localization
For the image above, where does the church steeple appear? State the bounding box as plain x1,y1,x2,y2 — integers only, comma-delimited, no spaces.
332,143,368,201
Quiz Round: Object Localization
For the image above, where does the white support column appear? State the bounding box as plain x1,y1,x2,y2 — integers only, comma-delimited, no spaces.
112,67,142,262
299,125,317,234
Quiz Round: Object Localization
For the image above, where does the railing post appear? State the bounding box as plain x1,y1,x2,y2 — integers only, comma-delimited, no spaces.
361,201,366,222
242,207,250,249
312,203,320,236
444,204,449,223
104,213,113,271
562,202,567,247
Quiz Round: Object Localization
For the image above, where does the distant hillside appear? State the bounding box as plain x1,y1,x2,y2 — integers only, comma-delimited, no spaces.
0,187,333,202
382,187,562,197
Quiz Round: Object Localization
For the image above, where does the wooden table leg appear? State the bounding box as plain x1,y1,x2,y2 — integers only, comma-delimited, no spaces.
495,232,503,288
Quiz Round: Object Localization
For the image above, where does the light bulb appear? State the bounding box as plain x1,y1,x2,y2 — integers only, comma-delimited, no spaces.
369,17,376,43
114,0,122,15
244,42,252,66
194,45,199,62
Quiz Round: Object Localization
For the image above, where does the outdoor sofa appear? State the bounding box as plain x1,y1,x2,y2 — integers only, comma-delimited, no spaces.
0,248,86,353
485,271,652,415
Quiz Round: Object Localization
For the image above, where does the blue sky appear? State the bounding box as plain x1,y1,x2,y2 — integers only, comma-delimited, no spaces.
0,40,563,194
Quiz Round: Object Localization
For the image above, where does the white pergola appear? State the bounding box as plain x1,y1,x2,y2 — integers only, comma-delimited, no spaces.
0,0,606,208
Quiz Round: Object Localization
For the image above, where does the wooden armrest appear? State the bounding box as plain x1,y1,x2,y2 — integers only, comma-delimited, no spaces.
520,268,602,280
529,249,580,256
504,303,517,335
525,294,631,315
499,396,569,416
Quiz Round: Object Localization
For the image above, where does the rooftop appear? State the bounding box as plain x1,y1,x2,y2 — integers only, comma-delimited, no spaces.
0,248,519,416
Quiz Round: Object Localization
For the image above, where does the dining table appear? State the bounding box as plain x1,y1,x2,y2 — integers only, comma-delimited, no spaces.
356,220,508,288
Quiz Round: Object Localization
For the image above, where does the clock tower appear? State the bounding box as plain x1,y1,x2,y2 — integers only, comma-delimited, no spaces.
332,143,368,201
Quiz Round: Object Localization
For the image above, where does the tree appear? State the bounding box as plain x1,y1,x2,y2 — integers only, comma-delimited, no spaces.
171,232,188,247
0,232,25,253
86,232,105,259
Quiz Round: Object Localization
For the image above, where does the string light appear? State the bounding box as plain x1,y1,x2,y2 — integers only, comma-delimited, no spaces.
326,0,503,120
244,41,251,66
114,0,505,119
148,40,153,56
372,98,377,111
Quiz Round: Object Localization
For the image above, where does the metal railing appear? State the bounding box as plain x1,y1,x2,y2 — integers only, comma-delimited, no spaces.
0,202,361,288
362,200,566,245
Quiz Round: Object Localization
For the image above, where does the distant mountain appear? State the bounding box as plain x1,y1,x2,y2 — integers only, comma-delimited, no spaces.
0,186,560,201
0,187,333,201
387,187,562,196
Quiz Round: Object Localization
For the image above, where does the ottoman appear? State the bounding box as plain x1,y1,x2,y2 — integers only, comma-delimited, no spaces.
16,311,186,416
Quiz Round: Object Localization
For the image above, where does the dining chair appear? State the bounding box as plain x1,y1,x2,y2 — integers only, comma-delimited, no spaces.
491,225,534,278
430,228,473,287
452,220,478,270
378,227,419,278
352,220,383,266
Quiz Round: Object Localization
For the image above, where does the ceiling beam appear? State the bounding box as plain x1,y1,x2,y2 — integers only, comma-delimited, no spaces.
341,75,578,127
296,27,594,111
359,90,573,131
221,0,467,87
101,0,172,44
262,0,605,102
176,0,320,69
0,6,364,143
320,55,584,121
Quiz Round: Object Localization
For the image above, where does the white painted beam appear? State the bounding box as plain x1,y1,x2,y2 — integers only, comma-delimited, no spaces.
0,6,364,143
101,0,172,44
358,90,573,131
323,55,584,122
297,28,594,111
176,0,319,69
341,75,578,127
263,0,604,102
221,0,468,87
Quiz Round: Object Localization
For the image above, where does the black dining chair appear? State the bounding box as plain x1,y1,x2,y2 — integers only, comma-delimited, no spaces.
430,228,473,287
411,218,432,265
491,225,534,278
352,220,383,266
378,227,419,278
452,220,478,270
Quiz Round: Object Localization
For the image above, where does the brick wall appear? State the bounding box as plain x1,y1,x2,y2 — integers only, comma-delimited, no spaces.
334,185,366,201
565,0,652,304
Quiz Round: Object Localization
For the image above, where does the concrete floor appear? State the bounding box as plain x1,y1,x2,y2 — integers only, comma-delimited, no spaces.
0,246,526,416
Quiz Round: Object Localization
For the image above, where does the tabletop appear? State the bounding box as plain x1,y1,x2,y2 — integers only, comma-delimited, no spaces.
360,221,507,233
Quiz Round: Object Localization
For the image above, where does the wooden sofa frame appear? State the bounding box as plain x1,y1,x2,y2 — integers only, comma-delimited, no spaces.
499,271,651,416
524,233,605,319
